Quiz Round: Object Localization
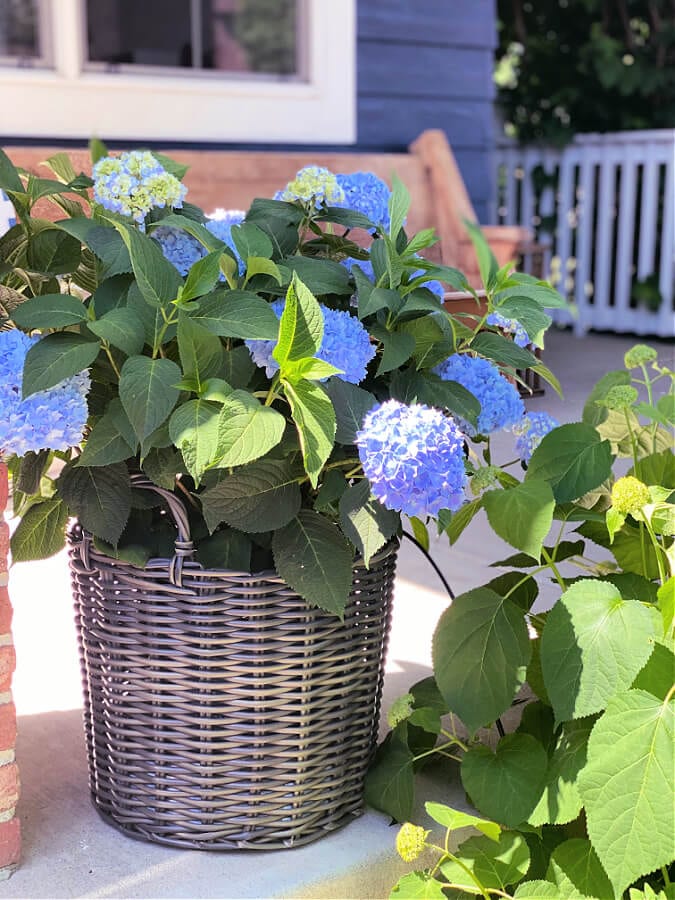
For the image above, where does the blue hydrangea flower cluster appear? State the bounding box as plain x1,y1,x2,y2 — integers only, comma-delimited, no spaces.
92,151,187,224
513,411,559,462
275,166,345,206
487,311,530,348
335,172,391,230
152,225,204,275
356,399,467,518
206,209,246,275
246,301,375,384
0,330,90,458
434,353,524,436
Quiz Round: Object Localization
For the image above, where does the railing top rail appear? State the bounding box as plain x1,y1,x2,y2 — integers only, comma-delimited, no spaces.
497,128,675,151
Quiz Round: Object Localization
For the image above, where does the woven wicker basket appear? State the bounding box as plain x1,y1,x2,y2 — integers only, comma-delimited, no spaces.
68,478,397,850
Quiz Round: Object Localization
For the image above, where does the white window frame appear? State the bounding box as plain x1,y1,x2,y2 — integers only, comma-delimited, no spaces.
0,0,356,144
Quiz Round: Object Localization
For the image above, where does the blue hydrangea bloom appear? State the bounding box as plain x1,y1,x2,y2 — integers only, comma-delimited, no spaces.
434,353,525,436
356,399,467,517
206,210,246,275
0,330,90,458
152,225,205,275
335,172,391,230
92,151,187,224
411,271,444,301
513,412,559,463
487,311,530,348
246,301,375,384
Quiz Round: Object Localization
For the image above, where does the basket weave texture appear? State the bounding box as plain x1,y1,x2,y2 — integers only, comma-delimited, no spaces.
68,481,397,851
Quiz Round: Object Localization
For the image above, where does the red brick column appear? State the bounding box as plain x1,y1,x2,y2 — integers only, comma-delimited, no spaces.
0,464,20,878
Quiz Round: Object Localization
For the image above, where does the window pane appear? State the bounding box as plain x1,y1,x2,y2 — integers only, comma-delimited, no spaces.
0,0,44,62
86,0,299,77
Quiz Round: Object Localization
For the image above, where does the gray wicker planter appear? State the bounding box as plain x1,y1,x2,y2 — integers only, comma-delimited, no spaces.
68,480,397,850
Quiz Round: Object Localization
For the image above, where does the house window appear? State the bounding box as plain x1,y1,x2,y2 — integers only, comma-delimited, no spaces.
0,0,355,144
0,0,51,67
85,0,301,80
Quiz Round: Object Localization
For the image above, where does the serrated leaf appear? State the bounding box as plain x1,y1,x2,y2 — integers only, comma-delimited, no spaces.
390,872,446,900
439,498,482,545
461,733,549,827
283,379,335,488
168,399,220,485
465,220,498,289
526,423,613,503
89,307,146,357
58,461,131,545
528,718,593,827
11,293,87,330
213,390,285,468
22,332,100,397
541,579,657,722
177,315,223,385
111,221,182,308
338,479,399,566
471,331,538,370
425,802,501,841
659,577,675,638
631,641,675,701
86,226,132,277
513,880,562,898
363,731,415,822
189,290,279,339
180,250,221,301
483,481,555,561
201,459,301,533
497,297,552,347
388,174,411,242
77,408,134,467
10,498,68,561
371,325,415,375
323,378,376,444
280,255,353,296
272,510,353,615
546,839,617,900
440,831,530,893
432,587,531,734
274,273,323,369
119,356,181,443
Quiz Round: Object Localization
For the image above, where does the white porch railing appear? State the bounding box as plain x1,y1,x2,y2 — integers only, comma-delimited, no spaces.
495,130,675,338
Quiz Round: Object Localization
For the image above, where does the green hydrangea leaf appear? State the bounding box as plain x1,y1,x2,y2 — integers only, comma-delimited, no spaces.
10,498,68,562
58,461,131,546
212,390,285,469
119,356,182,444
526,423,613,503
432,588,531,735
541,579,657,721
440,831,530,893
201,459,301,533
528,718,593,827
546,839,616,900
483,480,555,561
578,689,675,896
461,733,549,827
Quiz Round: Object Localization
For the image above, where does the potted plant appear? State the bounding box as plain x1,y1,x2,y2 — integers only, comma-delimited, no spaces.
367,344,674,898
0,144,565,850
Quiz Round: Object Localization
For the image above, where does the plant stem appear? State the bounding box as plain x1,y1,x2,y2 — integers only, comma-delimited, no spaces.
402,529,456,600
639,362,658,454
663,866,672,887
425,843,491,899
541,547,566,591
413,737,467,763
624,406,641,478
103,345,121,379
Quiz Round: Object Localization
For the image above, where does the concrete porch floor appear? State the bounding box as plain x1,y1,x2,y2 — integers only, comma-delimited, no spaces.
3,328,671,900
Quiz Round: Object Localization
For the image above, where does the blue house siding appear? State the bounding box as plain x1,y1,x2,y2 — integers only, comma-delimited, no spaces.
356,0,497,222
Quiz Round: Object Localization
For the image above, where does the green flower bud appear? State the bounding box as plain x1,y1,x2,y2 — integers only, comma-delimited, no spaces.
601,385,638,410
611,476,651,515
395,823,428,862
624,344,658,369
387,693,415,728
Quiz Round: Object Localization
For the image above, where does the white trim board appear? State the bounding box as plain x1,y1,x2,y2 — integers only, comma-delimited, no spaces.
1,0,356,145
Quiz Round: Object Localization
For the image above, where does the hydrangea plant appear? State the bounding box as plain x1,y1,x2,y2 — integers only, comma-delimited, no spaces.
368,343,674,899
0,142,567,617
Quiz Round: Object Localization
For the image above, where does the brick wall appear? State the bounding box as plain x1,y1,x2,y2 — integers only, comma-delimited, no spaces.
0,465,20,878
